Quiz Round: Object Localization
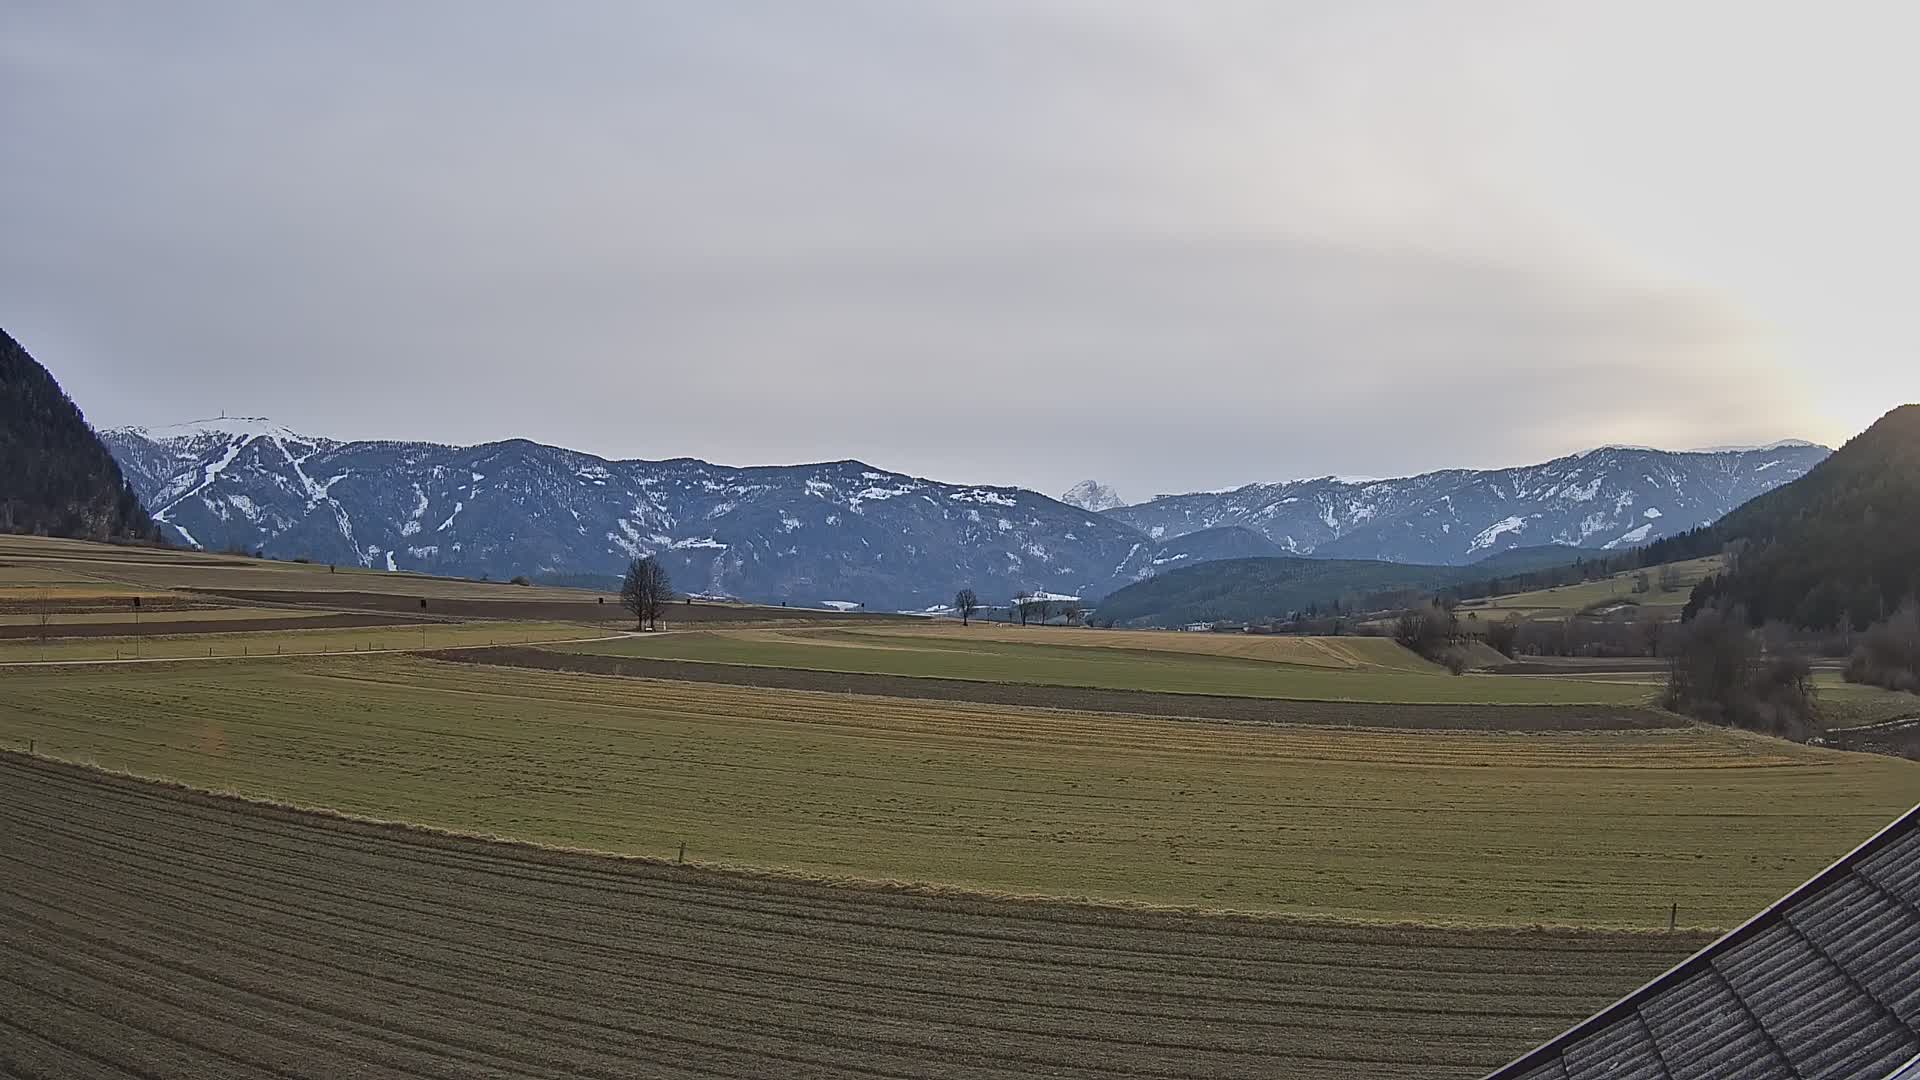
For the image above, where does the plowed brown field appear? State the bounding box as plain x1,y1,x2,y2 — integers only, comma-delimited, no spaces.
0,753,1706,1079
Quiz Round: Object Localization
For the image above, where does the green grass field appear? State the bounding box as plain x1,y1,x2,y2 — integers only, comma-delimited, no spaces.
1455,556,1725,622
5,654,1912,928
1811,676,1920,727
555,627,1654,705
1531,668,1920,729
0,619,606,661
0,533,601,602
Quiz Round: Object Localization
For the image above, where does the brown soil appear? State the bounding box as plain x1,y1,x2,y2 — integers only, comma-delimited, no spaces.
0,752,1703,1079
0,598,219,616
1828,717,1920,760
429,647,1685,731
0,611,420,640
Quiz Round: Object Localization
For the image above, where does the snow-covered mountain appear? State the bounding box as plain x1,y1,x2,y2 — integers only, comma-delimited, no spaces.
103,419,1828,608
1060,480,1125,513
105,419,1207,609
1104,444,1830,565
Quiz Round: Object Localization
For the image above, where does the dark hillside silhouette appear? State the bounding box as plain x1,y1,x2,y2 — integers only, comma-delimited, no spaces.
1674,405,1920,629
0,329,158,541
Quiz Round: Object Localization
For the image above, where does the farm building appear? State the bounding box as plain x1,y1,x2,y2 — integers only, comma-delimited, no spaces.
1010,590,1083,625
1487,803,1920,1079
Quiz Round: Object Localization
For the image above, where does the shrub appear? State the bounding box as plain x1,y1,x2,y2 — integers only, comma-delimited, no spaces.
1664,605,1819,740
509,575,531,587
1394,602,1465,673
1845,602,1920,693
1485,616,1521,659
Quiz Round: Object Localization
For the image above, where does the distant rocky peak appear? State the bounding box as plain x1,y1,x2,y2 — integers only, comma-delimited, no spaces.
1061,479,1125,513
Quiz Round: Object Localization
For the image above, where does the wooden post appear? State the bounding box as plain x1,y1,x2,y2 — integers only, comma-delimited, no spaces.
677,842,686,864
1668,903,1677,931
28,739,34,756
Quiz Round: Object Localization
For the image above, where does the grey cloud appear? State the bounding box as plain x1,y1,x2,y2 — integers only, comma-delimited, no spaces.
1,2,1821,498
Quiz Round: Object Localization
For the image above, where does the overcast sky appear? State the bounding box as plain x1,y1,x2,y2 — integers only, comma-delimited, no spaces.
5,2,1916,498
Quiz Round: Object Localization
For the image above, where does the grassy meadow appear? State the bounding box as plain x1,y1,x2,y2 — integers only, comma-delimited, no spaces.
556,626,1653,705
0,532,598,601
5,653,1913,928
0,619,603,662
1454,555,1724,622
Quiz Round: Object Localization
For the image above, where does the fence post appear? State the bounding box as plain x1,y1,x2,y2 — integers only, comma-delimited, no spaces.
678,842,686,864
1668,903,1677,931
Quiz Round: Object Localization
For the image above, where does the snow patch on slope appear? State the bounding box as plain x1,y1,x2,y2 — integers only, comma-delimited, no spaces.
1470,515,1529,551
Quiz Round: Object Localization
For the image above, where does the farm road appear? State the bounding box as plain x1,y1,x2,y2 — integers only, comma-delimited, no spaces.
0,754,1703,1079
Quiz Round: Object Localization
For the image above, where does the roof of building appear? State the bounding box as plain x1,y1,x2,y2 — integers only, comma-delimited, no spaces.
1487,803,1920,1080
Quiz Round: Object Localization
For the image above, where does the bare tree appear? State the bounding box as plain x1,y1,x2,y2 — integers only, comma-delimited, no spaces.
1658,563,1682,593
1013,591,1031,626
953,588,979,626
33,588,54,646
620,556,673,631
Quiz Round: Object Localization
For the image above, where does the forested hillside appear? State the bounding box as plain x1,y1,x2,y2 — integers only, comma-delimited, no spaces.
1091,556,1471,627
0,329,157,542
1674,405,1920,629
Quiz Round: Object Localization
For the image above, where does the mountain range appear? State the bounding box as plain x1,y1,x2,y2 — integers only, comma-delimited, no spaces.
1105,443,1829,564
102,418,1827,611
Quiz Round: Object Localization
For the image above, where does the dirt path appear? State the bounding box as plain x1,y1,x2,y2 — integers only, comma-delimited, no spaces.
0,752,1703,1079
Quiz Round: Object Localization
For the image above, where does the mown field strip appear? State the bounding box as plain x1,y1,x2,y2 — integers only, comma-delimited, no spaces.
557,628,1651,704
464,646,1679,730
4,655,1914,927
0,606,329,626
0,754,1708,1079
763,624,1454,671
0,619,600,661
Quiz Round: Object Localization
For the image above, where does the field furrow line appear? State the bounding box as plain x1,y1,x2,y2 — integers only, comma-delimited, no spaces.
0,754,1696,1078
0,755,1703,969
1,846,1524,1075
0,794,1663,1015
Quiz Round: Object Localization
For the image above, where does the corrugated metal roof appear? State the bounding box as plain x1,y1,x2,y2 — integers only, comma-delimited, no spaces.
1885,1054,1920,1080
1486,804,1920,1080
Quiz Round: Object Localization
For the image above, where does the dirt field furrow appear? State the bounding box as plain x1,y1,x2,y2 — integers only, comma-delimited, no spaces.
0,753,1711,1079
0,773,1679,994
0,812,1557,1071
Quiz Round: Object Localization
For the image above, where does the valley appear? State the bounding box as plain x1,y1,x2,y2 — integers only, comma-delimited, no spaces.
1,513,1915,1078
10,9,1920,1073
